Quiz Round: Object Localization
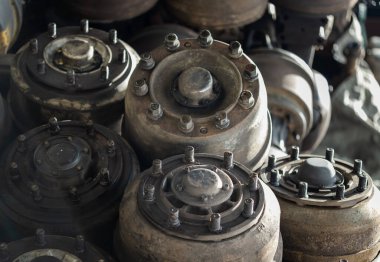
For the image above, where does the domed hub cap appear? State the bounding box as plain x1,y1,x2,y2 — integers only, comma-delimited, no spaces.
259,150,374,208
60,39,95,70
289,158,343,189
34,136,92,181
173,67,220,107
171,165,234,207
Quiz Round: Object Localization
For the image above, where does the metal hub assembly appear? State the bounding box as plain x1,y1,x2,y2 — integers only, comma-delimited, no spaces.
55,0,158,21
0,229,114,262
0,118,139,249
165,0,268,29
251,48,331,153
115,147,282,261
260,147,380,262
7,20,139,132
271,0,358,16
123,30,271,170
0,0,22,54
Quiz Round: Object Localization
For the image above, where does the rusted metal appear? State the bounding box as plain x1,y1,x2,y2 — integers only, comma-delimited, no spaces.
0,119,139,250
7,21,139,132
0,229,115,261
250,48,331,154
123,31,271,170
271,0,358,16
165,0,268,29
0,0,22,54
115,147,282,261
55,0,158,22
260,149,380,262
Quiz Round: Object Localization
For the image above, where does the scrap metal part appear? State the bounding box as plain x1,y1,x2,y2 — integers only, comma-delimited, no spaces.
55,0,158,22
0,119,139,249
260,149,380,262
164,0,268,30
123,30,272,170
250,48,331,154
0,0,22,54
7,20,139,132
0,229,114,261
115,147,282,261
271,0,358,16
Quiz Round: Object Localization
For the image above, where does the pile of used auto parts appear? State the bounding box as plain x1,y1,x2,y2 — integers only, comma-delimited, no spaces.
0,0,379,261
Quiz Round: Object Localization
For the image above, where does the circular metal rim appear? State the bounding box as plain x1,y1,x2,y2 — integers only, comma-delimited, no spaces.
137,153,266,242
260,154,373,208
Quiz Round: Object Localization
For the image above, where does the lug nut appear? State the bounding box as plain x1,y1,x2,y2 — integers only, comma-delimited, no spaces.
48,23,57,38
326,148,334,163
100,66,109,81
140,53,155,70
69,187,80,202
242,198,254,218
0,243,9,260
215,111,230,129
198,30,213,48
168,207,180,227
358,175,368,192
10,162,20,180
184,146,195,163
209,213,222,232
144,184,155,201
244,64,258,81
270,169,280,187
164,33,180,51
75,235,85,253
298,182,309,198
48,117,60,135
80,19,89,33
335,184,345,200
249,173,259,192
31,184,42,202
134,79,148,96
178,115,194,133
267,155,276,172
35,228,46,246
148,102,163,120
99,168,110,186
17,134,26,152
229,41,243,58
29,38,38,54
107,140,115,155
290,146,300,160
223,152,233,170
119,48,127,64
152,159,162,176
109,29,118,45
67,70,76,86
37,59,46,74
354,159,363,175
86,120,95,136
238,90,255,109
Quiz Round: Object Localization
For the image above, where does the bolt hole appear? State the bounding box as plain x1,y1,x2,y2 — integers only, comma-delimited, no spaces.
184,42,191,48
200,127,208,134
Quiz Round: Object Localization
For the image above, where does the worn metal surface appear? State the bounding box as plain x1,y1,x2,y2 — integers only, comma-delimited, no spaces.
123,32,271,170
55,0,158,22
7,21,139,132
165,0,268,29
0,119,139,250
271,0,358,15
260,151,380,262
128,24,197,54
250,48,331,154
0,0,22,54
0,94,12,148
0,229,114,261
116,148,282,261
367,36,380,84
